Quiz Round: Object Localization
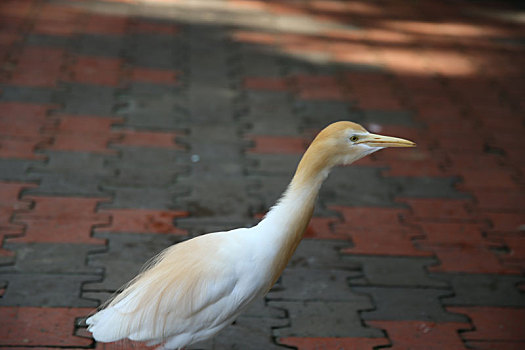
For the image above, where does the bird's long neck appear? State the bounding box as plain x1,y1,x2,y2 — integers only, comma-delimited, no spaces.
257,141,332,287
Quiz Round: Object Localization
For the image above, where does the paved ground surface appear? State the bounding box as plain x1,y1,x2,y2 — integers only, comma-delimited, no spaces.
1,0,524,349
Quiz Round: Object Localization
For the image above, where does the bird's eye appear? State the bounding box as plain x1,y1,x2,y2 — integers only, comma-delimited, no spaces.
350,135,359,142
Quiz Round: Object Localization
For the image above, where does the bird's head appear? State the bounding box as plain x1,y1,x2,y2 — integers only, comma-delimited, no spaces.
308,121,416,168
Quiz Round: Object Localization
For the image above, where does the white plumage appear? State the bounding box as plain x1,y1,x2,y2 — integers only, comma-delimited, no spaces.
87,121,415,349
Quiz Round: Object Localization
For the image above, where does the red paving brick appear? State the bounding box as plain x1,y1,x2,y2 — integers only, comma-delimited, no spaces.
500,236,525,265
332,205,408,228
115,129,184,149
9,47,65,87
130,67,178,84
367,320,470,350
0,102,55,137
279,336,389,349
53,115,123,133
0,136,51,159
340,227,430,256
484,212,525,234
398,198,475,222
295,75,344,101
303,217,341,240
134,20,178,35
243,77,288,91
68,56,122,86
456,169,520,191
231,30,277,45
0,182,35,256
43,116,184,153
45,115,122,154
415,222,488,246
83,14,128,35
10,196,109,244
0,306,93,347
447,307,525,342
421,243,519,275
0,103,56,159
33,3,82,36
333,206,430,256
95,209,188,235
247,135,306,154
368,146,446,177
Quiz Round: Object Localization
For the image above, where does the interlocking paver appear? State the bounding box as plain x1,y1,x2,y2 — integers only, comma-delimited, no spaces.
447,307,525,342
279,337,389,350
94,209,187,235
0,273,99,307
367,320,470,350
346,256,446,288
436,273,525,307
355,287,467,322
271,300,383,338
0,306,92,347
10,196,109,244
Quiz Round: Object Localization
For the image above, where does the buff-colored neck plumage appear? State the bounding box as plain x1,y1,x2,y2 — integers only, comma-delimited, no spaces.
257,124,353,288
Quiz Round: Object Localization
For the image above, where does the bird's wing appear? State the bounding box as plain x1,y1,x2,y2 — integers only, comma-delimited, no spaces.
87,229,253,343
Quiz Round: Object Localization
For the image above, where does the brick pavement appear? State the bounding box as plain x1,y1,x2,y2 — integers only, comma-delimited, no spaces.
1,0,524,349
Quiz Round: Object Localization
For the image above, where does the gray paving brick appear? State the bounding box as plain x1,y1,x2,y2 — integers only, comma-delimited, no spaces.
57,83,116,116
117,93,188,130
124,82,179,98
187,89,234,122
0,273,100,307
288,240,360,271
297,100,352,129
25,34,70,48
26,173,109,196
361,110,416,126
0,159,40,181
268,268,363,301
72,34,125,58
192,316,288,350
240,50,282,77
107,147,187,169
103,167,182,188
243,91,295,122
1,243,104,274
245,116,301,136
433,273,525,307
26,152,115,196
243,297,286,319
270,300,383,338
99,186,177,209
345,256,448,288
322,166,397,207
323,168,467,207
249,175,290,209
246,154,300,177
354,286,468,322
30,152,115,175
0,84,56,104
85,233,184,295
130,34,180,69
395,176,468,199
175,177,259,223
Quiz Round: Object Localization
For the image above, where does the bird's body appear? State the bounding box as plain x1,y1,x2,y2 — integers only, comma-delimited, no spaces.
87,121,415,349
